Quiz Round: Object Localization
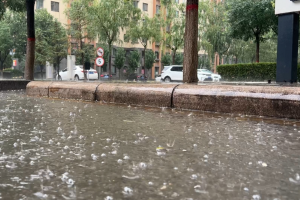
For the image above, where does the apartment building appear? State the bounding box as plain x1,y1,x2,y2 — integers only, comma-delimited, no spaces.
35,0,186,79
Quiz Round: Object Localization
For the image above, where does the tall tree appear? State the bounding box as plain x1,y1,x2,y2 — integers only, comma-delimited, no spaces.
89,0,140,78
183,0,199,83
164,1,185,65
227,0,277,63
65,0,94,80
161,54,172,68
0,21,13,78
51,19,68,78
115,47,125,80
128,15,161,76
127,50,140,76
144,50,156,78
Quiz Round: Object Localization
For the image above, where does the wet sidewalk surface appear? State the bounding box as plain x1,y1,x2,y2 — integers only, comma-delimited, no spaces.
0,91,300,199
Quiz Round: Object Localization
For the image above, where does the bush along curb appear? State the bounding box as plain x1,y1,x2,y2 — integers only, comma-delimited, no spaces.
217,63,300,82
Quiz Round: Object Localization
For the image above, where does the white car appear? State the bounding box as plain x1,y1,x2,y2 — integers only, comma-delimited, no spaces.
161,65,214,82
57,65,98,81
198,69,221,82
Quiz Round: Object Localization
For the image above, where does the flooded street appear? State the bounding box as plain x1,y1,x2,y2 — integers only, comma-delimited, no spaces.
0,91,299,200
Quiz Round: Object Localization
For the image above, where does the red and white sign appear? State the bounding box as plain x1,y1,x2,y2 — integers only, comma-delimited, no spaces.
96,47,104,57
13,60,17,67
95,57,105,67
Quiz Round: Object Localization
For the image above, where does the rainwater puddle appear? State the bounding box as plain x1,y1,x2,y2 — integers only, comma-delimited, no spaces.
0,90,299,199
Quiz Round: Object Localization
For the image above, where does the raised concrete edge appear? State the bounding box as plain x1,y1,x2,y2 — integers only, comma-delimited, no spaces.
173,85,300,119
26,81,52,97
49,82,100,101
26,81,300,119
0,80,30,91
96,83,177,107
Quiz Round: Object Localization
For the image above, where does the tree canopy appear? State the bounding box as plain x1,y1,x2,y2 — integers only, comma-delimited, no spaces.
227,0,277,62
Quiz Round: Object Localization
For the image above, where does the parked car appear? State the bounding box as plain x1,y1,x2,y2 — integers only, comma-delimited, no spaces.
100,74,112,79
161,65,214,82
137,74,147,81
57,65,98,81
155,75,162,82
198,69,221,82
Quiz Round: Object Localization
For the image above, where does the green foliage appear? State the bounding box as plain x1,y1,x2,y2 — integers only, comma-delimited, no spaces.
34,9,68,72
0,0,26,19
127,50,140,73
144,50,156,70
161,54,172,67
217,63,300,82
0,20,14,75
88,0,140,75
66,0,94,65
128,15,161,50
3,68,23,77
199,1,231,63
174,53,183,65
164,1,185,64
115,48,125,70
7,11,27,60
51,19,68,73
227,0,277,62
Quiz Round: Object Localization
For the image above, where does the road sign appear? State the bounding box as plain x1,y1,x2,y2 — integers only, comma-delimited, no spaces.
95,57,105,67
97,47,104,57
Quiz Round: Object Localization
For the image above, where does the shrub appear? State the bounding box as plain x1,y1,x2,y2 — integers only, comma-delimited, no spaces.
3,68,24,78
217,63,300,82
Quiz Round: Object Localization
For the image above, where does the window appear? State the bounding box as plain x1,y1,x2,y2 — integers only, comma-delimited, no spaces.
156,5,160,14
51,1,59,12
175,0,179,3
36,0,43,9
171,66,183,71
133,1,138,8
143,3,148,11
155,51,159,60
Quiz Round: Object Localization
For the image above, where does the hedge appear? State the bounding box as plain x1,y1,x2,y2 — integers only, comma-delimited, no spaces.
217,63,300,82
3,68,24,78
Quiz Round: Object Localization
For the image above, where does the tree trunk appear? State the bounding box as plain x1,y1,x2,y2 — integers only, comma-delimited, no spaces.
0,61,3,79
108,45,112,80
256,34,260,63
57,57,60,79
143,46,146,77
235,57,238,64
119,68,121,80
183,0,199,83
25,0,35,81
40,65,43,80
172,49,177,65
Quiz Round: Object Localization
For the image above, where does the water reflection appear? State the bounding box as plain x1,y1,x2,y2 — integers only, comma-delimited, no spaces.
0,90,299,199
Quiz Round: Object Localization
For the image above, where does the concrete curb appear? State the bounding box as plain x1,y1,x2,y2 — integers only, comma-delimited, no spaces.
96,83,177,107
26,81,300,119
49,82,99,101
